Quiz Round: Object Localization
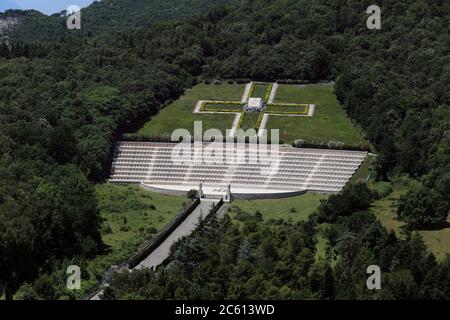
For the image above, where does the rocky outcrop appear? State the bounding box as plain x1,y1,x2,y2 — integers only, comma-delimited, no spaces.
0,16,21,34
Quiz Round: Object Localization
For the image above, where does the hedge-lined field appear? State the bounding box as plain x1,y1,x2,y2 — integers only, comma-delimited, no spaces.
133,83,367,147
251,83,270,99
266,103,309,114
267,84,367,146
240,112,260,131
201,102,243,112
134,84,245,137
229,193,329,222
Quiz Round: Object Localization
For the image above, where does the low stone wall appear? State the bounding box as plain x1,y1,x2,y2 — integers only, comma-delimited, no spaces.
141,182,307,201
140,183,189,197
231,189,307,200
127,198,201,269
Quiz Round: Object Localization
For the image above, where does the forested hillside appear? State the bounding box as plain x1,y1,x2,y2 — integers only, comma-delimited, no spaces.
0,0,449,299
0,0,236,43
103,186,450,299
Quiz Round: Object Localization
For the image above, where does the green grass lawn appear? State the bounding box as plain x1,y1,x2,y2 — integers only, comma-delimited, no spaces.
133,83,366,147
228,193,328,222
267,84,367,146
202,102,243,112
134,83,245,138
252,83,270,99
370,182,450,261
76,184,188,297
266,103,309,114
97,184,187,248
240,112,260,131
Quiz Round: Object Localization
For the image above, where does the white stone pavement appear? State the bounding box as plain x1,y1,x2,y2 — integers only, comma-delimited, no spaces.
267,82,279,104
308,104,316,117
241,82,253,103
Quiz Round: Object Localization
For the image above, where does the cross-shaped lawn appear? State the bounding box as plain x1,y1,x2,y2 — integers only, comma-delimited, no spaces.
193,81,315,137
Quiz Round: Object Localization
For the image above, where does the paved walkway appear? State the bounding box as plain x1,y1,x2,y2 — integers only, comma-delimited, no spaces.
308,104,316,117
135,200,216,270
267,83,279,103
241,82,253,103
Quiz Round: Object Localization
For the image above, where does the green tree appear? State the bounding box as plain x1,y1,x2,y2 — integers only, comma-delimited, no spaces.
397,185,449,229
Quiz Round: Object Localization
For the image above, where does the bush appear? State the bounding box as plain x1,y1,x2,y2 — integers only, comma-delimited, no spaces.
372,182,393,200
316,182,375,223
236,79,251,84
147,227,158,235
119,225,130,232
397,185,449,229
187,189,198,199
234,211,255,222
101,224,113,234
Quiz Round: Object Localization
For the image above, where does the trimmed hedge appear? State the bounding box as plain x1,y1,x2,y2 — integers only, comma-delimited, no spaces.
121,134,173,142
264,83,273,102
266,110,308,115
292,140,371,152
277,79,311,84
256,112,265,130
200,101,243,113
266,103,309,115
269,103,308,107
237,112,245,128
248,82,255,98
202,108,242,113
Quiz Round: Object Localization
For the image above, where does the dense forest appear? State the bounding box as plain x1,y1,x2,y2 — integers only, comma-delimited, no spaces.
0,0,449,299
0,0,236,43
103,184,450,300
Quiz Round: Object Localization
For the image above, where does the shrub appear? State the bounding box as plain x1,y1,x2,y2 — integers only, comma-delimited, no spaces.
316,182,375,223
187,189,198,199
372,182,393,200
264,83,273,102
101,224,113,234
397,185,449,229
147,227,158,235
120,225,130,232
